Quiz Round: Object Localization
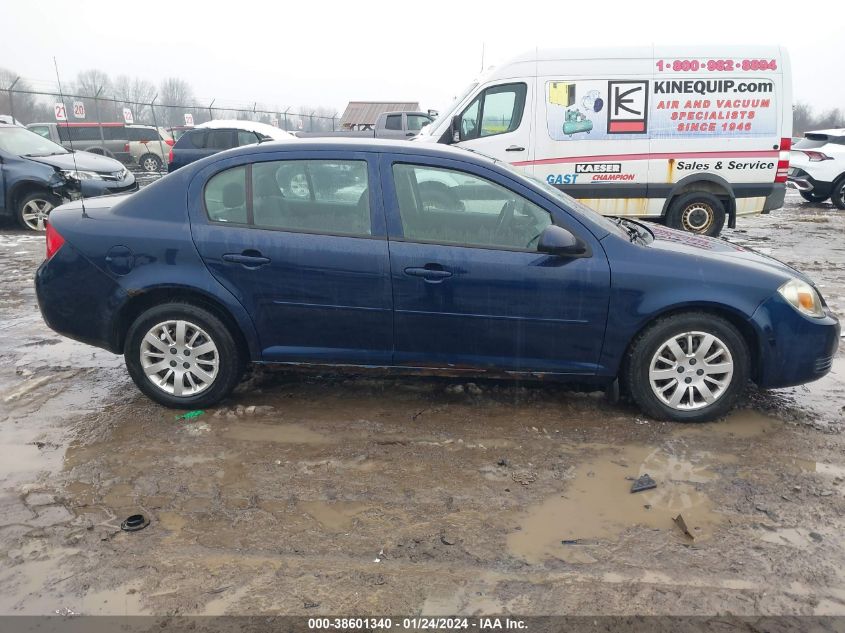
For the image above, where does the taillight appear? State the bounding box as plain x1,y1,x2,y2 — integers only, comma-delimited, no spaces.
124,143,130,153
168,148,174,164
165,139,175,146
780,137,791,151
775,137,791,183
802,150,832,162
45,222,65,260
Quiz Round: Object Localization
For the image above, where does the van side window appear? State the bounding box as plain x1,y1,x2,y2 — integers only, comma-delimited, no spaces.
459,83,527,141
392,163,551,250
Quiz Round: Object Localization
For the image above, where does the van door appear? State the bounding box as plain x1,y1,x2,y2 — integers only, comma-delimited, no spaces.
454,81,534,172
532,74,652,219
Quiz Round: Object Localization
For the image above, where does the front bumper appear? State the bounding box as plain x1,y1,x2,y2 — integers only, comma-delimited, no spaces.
750,294,840,389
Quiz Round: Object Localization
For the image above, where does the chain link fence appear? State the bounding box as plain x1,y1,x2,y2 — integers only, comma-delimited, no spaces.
1,86,339,135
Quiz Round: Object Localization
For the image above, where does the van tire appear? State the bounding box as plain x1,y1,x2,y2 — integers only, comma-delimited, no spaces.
665,192,726,236
82,146,116,159
831,177,845,210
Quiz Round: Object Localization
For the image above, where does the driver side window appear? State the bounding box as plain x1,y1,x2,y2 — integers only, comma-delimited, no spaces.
392,164,552,251
459,83,527,141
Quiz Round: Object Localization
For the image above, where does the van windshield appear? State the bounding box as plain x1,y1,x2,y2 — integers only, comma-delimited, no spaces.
422,82,478,137
0,127,69,157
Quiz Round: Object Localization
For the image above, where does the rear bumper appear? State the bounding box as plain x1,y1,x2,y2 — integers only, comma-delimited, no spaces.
750,294,840,389
787,169,832,197
36,243,126,354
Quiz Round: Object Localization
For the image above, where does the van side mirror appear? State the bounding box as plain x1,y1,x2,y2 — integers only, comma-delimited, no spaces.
451,115,462,143
537,225,587,257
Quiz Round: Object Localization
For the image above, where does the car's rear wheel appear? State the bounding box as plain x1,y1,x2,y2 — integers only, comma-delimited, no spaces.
665,192,726,236
799,190,829,204
139,153,162,172
624,313,749,422
124,303,244,408
831,177,845,210
17,191,61,231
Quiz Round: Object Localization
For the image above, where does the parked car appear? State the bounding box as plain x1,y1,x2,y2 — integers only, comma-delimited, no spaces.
27,122,133,164
296,111,434,139
0,123,136,230
0,114,23,126
167,119,293,171
126,125,171,172
36,139,838,422
788,129,845,208
415,45,793,236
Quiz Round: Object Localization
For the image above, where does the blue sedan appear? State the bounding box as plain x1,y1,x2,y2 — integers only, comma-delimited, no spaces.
35,139,839,422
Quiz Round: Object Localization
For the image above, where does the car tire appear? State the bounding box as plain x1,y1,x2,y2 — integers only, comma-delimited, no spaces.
624,312,749,422
138,153,162,172
17,191,62,231
799,190,829,204
124,302,244,408
665,192,726,236
831,177,845,210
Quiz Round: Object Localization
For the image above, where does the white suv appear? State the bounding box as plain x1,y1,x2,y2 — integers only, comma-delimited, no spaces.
788,129,845,209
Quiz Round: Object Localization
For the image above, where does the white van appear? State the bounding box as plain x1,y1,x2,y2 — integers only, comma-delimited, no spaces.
415,46,792,236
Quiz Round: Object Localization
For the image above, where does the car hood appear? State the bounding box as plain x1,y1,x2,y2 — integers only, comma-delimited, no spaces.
644,223,810,285
27,150,125,173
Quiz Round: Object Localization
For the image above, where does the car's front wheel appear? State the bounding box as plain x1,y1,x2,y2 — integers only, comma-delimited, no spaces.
17,191,61,231
124,302,244,408
624,313,749,422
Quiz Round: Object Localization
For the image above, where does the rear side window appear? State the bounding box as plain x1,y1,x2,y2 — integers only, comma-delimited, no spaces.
204,165,247,224
127,127,159,142
207,130,234,150
203,160,371,237
385,115,402,131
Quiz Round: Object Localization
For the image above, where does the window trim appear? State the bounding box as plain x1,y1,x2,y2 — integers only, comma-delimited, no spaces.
389,161,556,253
459,82,527,141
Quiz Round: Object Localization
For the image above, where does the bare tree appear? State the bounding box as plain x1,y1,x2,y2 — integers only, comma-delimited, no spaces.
113,75,156,122
158,77,195,126
793,102,845,136
0,67,38,123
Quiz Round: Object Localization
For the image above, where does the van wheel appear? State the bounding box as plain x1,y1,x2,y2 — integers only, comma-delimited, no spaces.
124,302,244,408
139,153,162,172
17,191,61,231
82,146,116,159
665,192,726,236
624,312,749,422
799,190,829,204
831,178,845,210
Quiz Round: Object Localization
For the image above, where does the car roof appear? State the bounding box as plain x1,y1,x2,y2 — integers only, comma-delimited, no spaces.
200,137,498,165
196,119,293,139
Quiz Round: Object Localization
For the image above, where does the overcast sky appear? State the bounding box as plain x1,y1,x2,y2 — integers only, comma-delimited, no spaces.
1,0,842,115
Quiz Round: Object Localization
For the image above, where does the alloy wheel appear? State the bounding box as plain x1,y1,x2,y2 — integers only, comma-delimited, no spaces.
140,320,219,397
648,331,734,411
21,198,55,231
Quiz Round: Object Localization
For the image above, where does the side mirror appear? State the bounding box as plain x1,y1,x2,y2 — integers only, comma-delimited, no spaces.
537,225,587,257
451,114,462,143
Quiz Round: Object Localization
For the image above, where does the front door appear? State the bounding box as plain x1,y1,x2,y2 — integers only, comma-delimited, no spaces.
455,81,535,174
189,151,393,364
381,155,610,374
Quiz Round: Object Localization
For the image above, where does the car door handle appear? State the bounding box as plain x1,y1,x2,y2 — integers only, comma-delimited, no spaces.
404,266,453,281
222,251,271,267
505,145,525,152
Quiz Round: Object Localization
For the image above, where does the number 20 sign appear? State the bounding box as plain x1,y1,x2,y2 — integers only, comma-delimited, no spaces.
73,101,86,119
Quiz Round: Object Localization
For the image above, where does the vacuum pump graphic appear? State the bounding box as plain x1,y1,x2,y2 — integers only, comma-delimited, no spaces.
563,108,593,136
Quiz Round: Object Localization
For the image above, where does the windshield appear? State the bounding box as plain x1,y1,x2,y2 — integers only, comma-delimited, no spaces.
423,82,478,137
0,127,69,157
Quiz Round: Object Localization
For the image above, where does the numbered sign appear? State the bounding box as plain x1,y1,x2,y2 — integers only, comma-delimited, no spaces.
54,103,67,121
183,113,194,126
270,117,279,128
72,101,86,119
122,107,134,124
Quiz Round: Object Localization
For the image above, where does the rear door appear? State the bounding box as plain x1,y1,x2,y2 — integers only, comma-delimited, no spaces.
380,153,610,373
188,150,393,364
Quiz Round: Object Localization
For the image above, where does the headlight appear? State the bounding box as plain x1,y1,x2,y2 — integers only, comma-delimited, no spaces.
778,278,825,318
61,169,103,181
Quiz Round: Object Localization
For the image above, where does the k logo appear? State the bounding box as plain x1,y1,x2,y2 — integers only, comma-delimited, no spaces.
608,80,648,134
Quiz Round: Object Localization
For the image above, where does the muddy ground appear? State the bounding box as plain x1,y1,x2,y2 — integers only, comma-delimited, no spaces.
0,191,843,617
